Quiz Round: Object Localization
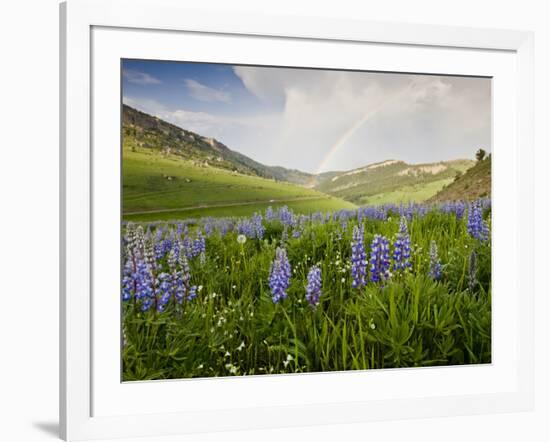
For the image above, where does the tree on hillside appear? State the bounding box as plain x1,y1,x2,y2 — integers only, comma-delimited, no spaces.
475,148,486,162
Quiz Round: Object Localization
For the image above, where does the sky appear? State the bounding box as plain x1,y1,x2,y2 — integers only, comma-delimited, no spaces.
122,59,491,174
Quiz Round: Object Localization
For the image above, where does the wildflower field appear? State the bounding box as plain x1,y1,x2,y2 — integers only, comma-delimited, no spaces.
122,200,491,381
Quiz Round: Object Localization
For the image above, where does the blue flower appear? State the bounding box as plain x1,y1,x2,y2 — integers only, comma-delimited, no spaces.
155,272,172,312
369,234,391,284
351,225,367,289
187,285,198,301
174,253,196,303
305,265,322,306
281,225,289,244
392,216,412,272
428,240,442,280
133,259,155,311
122,259,134,302
467,200,489,241
265,206,275,221
191,231,206,258
278,206,295,226
252,213,265,239
269,247,291,303
203,219,215,237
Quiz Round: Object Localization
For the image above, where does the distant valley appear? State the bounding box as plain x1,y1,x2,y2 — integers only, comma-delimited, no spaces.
122,104,489,221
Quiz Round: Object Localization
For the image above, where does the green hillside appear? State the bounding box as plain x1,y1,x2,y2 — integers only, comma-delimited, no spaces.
122,106,355,221
122,149,356,221
428,156,491,202
314,159,474,205
123,104,313,185
122,104,483,218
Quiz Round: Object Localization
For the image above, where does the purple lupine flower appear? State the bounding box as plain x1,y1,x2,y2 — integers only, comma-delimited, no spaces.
392,216,412,272
134,259,155,311
143,238,155,269
155,272,172,312
174,253,196,303
122,259,134,301
203,218,215,237
268,247,291,303
311,211,323,224
369,234,391,283
278,206,294,226
179,235,190,259
467,201,489,241
125,223,138,255
428,240,442,280
187,285,197,301
135,225,145,258
265,206,275,221
167,248,178,271
351,225,367,289
191,231,206,258
455,202,466,220
252,213,265,239
237,219,254,238
158,237,173,260
281,225,289,244
305,265,322,306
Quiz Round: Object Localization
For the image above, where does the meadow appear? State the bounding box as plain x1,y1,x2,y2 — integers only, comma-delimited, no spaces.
123,149,356,222
121,200,491,380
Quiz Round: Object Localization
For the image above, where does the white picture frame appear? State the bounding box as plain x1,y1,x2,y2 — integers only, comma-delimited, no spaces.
60,0,534,440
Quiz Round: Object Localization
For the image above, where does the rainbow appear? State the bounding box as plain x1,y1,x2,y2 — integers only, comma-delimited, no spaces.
311,84,414,181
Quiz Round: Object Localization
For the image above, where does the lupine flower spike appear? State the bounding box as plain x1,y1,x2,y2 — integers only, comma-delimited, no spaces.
393,216,412,272
305,265,322,306
351,225,367,289
428,240,442,281
269,247,291,303
467,201,489,241
370,234,391,283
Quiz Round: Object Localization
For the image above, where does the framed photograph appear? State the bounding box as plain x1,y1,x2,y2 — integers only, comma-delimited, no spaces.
60,0,534,440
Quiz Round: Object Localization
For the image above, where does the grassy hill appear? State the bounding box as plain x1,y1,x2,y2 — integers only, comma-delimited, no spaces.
122,151,356,223
314,159,474,205
428,156,491,203
122,104,484,219
123,104,312,185
122,105,355,221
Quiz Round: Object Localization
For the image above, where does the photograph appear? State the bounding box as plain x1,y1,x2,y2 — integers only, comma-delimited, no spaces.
120,59,492,381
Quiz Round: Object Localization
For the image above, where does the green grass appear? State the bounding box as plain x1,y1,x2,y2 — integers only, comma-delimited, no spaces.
122,207,491,380
124,197,356,222
359,178,454,206
315,160,474,205
429,156,491,202
123,148,355,221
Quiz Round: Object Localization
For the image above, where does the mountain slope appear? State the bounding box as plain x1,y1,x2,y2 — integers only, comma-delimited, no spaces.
428,156,491,202
314,159,475,205
123,104,313,184
122,105,356,221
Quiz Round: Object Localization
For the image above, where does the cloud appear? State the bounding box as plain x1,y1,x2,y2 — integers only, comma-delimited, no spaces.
122,69,161,85
122,96,276,144
124,66,490,174
184,79,231,103
233,67,490,172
